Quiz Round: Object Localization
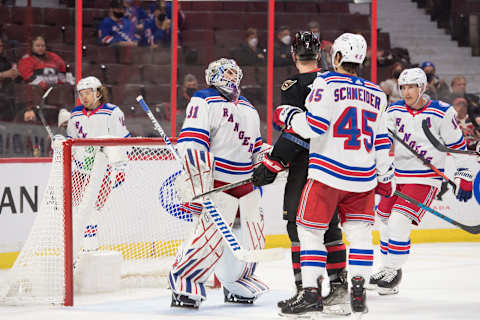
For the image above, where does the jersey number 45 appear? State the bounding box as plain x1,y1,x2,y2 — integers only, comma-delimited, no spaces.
333,106,377,152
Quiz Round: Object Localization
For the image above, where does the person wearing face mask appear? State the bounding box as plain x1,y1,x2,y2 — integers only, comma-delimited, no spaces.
144,2,172,47
231,28,266,66
98,0,139,47
380,62,405,104
420,61,449,101
178,73,199,112
274,26,294,67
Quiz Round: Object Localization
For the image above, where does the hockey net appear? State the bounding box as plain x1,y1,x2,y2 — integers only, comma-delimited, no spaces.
0,138,192,305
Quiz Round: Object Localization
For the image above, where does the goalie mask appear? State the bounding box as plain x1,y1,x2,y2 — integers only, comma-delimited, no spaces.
205,58,243,102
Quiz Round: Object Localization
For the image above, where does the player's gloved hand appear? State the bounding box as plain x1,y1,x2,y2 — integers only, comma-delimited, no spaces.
273,105,302,131
454,168,473,202
375,165,395,197
252,154,285,187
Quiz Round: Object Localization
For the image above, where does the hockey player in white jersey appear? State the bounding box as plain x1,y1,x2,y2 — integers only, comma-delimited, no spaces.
274,33,394,316
169,58,267,309
67,76,130,139
370,68,473,295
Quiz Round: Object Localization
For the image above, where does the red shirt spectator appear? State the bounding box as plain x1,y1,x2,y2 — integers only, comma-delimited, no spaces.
18,36,68,90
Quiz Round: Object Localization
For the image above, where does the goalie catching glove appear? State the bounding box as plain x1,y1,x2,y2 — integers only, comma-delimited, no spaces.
454,168,473,202
375,165,395,197
252,154,286,187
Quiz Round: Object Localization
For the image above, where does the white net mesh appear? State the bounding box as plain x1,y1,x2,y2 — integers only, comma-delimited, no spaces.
0,138,190,305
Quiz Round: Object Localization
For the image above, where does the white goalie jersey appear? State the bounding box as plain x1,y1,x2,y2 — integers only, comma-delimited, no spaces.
177,88,263,184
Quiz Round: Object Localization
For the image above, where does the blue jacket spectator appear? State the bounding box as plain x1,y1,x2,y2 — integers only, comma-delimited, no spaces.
98,0,139,46
144,3,172,47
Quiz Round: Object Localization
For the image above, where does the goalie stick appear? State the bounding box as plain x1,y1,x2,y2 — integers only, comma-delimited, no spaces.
421,119,480,156
136,95,283,263
394,190,480,235
388,128,455,200
34,87,55,140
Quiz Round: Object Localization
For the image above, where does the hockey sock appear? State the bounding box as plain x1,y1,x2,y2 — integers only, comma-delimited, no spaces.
298,226,327,288
287,221,302,289
386,212,412,269
379,218,390,266
343,221,374,280
325,243,347,282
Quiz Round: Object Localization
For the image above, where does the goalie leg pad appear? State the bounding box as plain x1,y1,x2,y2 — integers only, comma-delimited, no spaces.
216,190,269,299
169,192,238,301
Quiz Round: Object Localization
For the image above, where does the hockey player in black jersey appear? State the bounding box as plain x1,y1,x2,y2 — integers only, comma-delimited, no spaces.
252,31,350,316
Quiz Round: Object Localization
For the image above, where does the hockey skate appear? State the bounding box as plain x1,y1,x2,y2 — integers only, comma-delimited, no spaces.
350,276,368,314
224,287,255,304
171,292,200,309
367,268,388,290
323,270,351,315
279,276,323,318
377,268,402,295
277,288,301,309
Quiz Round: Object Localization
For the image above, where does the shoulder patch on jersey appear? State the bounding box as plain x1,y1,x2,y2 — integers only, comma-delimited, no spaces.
438,100,450,108
281,80,297,91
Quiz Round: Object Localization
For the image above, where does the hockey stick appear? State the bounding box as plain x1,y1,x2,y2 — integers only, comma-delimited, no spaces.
394,190,480,234
421,119,480,156
136,95,283,262
388,128,456,199
34,87,54,140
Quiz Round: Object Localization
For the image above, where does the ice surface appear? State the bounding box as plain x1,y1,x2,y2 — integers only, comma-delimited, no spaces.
0,243,479,320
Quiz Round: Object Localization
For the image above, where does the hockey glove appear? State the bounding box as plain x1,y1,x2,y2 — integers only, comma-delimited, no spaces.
375,165,395,197
273,105,302,131
454,168,473,202
252,154,286,187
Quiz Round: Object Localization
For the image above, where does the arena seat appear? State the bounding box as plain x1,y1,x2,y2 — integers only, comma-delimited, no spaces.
283,2,318,13
243,13,268,29
190,1,223,11
46,84,75,107
0,7,11,24
144,84,171,106
215,30,245,48
112,84,144,107
141,64,171,85
182,30,215,47
83,9,107,27
44,8,73,26
183,12,214,29
11,7,44,25
152,48,171,65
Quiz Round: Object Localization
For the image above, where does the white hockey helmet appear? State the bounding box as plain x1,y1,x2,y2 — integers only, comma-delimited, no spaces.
331,33,367,68
398,67,427,89
205,58,243,102
76,76,102,93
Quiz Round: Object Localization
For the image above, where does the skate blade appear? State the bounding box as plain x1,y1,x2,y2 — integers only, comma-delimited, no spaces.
377,286,399,295
322,303,351,316
278,311,322,319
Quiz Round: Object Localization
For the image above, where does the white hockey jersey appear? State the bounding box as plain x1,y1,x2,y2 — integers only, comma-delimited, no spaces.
67,103,130,139
386,99,468,188
177,88,262,184
290,71,391,193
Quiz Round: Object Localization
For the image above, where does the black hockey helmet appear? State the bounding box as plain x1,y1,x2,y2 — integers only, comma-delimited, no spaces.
291,31,320,61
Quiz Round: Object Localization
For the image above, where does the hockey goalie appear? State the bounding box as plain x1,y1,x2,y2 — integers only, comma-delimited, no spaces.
168,58,268,309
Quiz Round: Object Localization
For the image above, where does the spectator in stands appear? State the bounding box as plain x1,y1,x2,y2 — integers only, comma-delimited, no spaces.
451,95,480,150
421,61,449,100
98,0,139,47
0,39,20,121
448,75,480,133
123,0,148,30
274,26,294,67
148,0,185,30
380,62,405,104
18,36,71,90
231,28,265,66
144,2,171,47
178,73,199,112
307,21,332,70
